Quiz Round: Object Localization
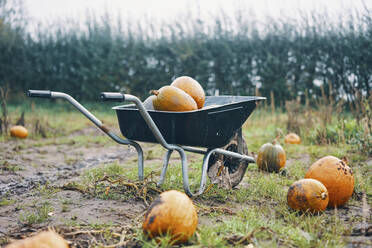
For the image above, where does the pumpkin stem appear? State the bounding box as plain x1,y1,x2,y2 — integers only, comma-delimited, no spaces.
150,90,159,96
321,192,327,200
272,135,281,145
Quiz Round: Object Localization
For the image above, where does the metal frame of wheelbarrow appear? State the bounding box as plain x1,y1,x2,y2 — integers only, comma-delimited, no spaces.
27,90,259,197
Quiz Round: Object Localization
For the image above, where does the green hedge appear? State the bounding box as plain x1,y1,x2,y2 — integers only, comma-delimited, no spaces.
1,3,371,104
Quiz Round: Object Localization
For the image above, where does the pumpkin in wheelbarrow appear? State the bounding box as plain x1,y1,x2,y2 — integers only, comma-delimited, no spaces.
142,190,198,243
151,86,198,112
171,76,205,109
143,95,156,110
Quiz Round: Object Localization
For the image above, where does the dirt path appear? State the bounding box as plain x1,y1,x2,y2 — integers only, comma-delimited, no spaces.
0,129,147,237
0,134,134,197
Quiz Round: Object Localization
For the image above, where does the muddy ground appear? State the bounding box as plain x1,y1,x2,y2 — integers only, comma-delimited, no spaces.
0,128,371,247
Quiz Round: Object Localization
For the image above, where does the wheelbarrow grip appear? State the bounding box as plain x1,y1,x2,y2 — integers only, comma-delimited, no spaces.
100,92,125,102
27,90,52,98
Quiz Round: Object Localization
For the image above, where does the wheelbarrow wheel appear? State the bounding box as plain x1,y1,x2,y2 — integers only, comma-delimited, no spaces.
207,128,249,188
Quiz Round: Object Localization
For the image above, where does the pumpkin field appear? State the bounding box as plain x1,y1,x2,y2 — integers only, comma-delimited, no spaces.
0,97,371,247
1,0,372,247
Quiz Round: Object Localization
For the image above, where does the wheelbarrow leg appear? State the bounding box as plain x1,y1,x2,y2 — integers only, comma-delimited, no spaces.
134,144,144,181
111,136,144,181
176,148,193,197
156,147,194,197
158,148,193,197
157,145,254,197
157,149,173,186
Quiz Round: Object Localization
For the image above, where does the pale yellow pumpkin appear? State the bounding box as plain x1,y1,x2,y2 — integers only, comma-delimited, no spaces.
284,133,301,144
6,231,68,248
142,190,198,243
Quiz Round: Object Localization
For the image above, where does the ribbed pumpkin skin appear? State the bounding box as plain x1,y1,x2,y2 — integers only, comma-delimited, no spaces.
10,126,28,139
287,179,329,213
305,156,354,207
171,76,205,109
152,86,198,112
256,142,286,172
284,133,301,144
6,231,68,248
142,190,198,243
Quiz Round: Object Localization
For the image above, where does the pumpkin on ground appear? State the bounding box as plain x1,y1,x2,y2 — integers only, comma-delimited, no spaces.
6,230,68,248
10,125,28,139
287,178,329,213
284,133,301,144
142,190,198,243
305,156,354,207
151,86,198,112
171,76,205,109
256,141,286,173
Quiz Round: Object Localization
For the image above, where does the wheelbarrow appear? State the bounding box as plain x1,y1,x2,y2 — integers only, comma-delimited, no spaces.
27,90,265,197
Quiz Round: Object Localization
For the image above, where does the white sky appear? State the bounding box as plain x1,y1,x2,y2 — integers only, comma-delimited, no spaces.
23,0,371,32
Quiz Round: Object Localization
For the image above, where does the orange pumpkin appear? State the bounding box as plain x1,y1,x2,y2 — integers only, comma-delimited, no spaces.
151,86,198,112
284,133,301,144
305,156,354,207
6,231,68,248
287,179,329,213
142,190,198,243
171,76,205,109
10,125,28,139
256,141,286,173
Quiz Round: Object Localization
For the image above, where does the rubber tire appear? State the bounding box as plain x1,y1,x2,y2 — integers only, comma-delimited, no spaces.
207,128,249,188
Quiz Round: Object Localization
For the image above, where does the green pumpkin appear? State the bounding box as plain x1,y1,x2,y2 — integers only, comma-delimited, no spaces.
257,141,286,172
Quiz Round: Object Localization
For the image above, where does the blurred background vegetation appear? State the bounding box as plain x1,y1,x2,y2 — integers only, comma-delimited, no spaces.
0,0,371,107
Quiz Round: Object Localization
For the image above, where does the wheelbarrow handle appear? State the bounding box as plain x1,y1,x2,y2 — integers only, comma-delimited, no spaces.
100,92,125,102
27,90,52,98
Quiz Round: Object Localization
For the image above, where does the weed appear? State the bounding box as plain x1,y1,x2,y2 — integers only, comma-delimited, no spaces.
0,198,15,206
0,160,21,172
36,183,61,199
82,163,125,185
19,202,54,225
61,199,73,213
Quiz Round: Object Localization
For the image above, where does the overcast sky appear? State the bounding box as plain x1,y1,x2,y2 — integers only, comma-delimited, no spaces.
24,0,370,23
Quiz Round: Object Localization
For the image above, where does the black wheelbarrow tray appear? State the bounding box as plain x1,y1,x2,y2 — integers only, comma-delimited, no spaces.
27,90,265,197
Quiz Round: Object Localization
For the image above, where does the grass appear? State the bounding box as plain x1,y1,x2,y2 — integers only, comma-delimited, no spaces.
2,102,371,247
71,142,368,247
5,100,118,139
0,198,16,207
19,201,54,225
35,183,61,199
0,160,21,172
